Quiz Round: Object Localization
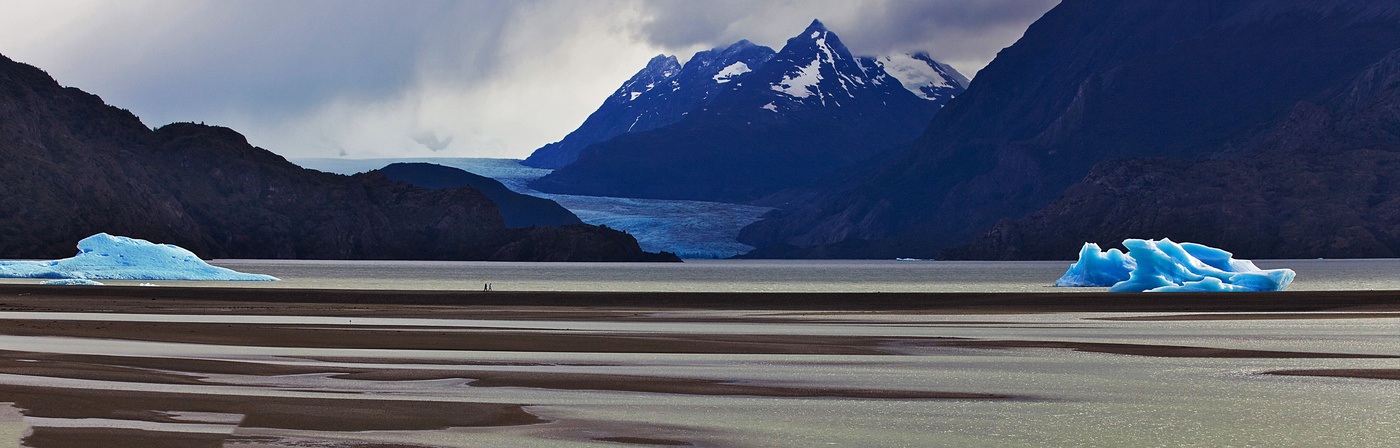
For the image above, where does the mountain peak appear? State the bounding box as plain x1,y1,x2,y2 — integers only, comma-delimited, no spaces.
728,39,756,49
805,19,828,34
643,54,681,72
609,54,681,103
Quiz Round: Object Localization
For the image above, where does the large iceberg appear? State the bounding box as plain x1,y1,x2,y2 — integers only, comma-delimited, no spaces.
0,233,277,281
1055,239,1293,292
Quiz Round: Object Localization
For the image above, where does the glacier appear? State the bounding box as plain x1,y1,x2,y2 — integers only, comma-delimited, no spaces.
293,158,772,259
0,233,278,281
1055,239,1294,292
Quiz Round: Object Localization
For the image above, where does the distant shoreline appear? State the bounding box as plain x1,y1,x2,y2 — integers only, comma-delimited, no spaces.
2,284,1399,313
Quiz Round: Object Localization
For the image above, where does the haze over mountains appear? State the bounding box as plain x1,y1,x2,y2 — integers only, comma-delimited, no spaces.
528,20,968,203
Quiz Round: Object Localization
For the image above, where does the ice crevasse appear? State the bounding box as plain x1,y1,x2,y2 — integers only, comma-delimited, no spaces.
0,233,277,281
1055,238,1294,292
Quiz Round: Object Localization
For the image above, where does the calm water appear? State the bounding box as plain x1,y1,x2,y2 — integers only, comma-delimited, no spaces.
0,258,1380,292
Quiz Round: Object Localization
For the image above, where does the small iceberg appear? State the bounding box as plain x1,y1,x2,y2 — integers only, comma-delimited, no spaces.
1055,239,1293,292
0,233,278,281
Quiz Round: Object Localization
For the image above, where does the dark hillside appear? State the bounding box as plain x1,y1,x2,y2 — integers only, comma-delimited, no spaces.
0,54,674,262
739,0,1400,259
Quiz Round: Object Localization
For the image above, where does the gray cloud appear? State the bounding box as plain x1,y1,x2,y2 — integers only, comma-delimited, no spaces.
412,131,454,152
636,0,1060,74
0,0,1058,159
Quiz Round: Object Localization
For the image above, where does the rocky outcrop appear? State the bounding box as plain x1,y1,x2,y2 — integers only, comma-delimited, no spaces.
378,162,582,229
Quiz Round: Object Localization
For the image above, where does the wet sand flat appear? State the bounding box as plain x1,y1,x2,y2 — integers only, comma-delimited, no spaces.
1265,369,1400,380
0,286,1396,446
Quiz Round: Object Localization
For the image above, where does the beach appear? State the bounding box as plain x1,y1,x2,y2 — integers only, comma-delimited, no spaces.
0,285,1397,446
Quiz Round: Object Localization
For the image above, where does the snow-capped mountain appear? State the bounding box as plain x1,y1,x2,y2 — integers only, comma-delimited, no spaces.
523,42,775,168
615,54,682,104
756,20,875,107
710,20,963,121
529,19,968,203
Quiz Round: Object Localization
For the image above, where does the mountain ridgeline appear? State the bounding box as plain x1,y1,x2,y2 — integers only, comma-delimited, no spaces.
527,20,967,203
378,162,582,228
738,0,1400,260
0,53,677,262
523,41,776,169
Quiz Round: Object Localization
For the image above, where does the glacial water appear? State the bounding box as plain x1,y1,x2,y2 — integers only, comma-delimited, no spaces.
3,258,1373,292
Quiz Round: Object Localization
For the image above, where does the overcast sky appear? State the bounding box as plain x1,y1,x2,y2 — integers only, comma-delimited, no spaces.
0,0,1059,159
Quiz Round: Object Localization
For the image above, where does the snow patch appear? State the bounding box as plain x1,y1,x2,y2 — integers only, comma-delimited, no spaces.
713,62,752,83
761,102,778,112
869,54,955,100
0,234,278,281
772,58,823,99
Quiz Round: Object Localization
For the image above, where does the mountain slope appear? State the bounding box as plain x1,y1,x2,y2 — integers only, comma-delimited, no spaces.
530,20,966,203
738,0,1400,259
522,55,681,169
524,42,777,169
948,47,1400,259
379,162,582,228
0,53,675,262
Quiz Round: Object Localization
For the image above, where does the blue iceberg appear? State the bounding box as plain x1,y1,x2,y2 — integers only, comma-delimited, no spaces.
0,233,277,281
1055,239,1293,292
1054,243,1136,287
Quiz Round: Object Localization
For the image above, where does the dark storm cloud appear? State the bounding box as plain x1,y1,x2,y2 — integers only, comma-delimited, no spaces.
635,0,1060,69
55,1,514,124
1,0,1060,158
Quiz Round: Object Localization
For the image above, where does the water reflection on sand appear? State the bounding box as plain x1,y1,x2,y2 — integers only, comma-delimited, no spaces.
0,310,1396,446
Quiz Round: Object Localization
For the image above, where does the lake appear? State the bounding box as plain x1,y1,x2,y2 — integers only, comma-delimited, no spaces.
47,257,1400,292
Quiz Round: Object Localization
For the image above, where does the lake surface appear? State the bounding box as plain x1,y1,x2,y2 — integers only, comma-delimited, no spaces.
1,258,1395,293
49,258,1394,293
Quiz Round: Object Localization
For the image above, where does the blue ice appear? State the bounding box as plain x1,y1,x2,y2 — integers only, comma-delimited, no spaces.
0,233,278,281
1053,243,1136,287
40,279,105,286
1055,238,1294,292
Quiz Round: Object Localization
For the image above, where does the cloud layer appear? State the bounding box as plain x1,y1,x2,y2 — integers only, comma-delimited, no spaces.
0,0,1058,159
